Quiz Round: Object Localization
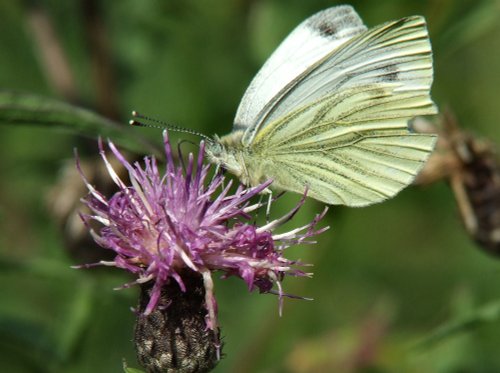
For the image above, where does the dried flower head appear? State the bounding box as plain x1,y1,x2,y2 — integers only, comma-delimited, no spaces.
76,131,327,338
414,110,500,255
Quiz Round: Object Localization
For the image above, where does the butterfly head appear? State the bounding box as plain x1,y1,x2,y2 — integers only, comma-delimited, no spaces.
205,134,248,183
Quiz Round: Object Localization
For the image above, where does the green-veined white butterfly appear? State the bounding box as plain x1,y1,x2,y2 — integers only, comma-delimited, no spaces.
135,6,437,207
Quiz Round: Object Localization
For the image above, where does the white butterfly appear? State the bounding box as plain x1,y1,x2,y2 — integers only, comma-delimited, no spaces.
205,5,438,207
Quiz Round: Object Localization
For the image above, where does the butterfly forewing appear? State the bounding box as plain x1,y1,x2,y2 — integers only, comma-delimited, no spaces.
244,16,435,145
234,6,367,140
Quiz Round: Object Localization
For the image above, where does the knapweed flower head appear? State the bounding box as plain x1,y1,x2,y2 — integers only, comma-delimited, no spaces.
77,131,327,334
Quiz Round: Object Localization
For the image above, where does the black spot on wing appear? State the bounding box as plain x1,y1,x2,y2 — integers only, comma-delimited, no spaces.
317,21,338,37
384,64,400,82
306,6,365,39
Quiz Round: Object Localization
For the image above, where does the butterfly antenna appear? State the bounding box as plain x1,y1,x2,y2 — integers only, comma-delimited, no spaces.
130,111,212,142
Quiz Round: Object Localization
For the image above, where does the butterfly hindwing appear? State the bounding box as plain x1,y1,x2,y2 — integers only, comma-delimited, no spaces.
250,83,436,206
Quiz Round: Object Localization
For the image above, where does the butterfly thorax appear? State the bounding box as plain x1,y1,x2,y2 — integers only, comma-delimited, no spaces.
205,132,265,187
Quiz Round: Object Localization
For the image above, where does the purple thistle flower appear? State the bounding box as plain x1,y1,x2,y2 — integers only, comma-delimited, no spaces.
76,131,327,339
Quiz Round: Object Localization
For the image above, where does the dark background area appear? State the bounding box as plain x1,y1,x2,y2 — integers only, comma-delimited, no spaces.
1,1,500,372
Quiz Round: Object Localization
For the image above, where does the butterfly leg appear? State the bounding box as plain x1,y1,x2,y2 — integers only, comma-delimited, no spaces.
249,193,263,225
265,190,273,224
211,163,226,189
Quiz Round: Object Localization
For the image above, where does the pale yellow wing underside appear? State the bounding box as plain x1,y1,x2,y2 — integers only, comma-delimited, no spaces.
242,16,437,206
248,84,436,207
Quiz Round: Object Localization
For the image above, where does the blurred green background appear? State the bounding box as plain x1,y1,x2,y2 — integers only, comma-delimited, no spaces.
1,0,500,372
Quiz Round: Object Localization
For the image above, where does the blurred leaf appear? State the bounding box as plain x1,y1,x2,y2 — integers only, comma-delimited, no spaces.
414,299,500,350
0,317,56,360
123,365,145,373
0,91,162,157
437,1,500,57
56,278,94,360
0,256,113,371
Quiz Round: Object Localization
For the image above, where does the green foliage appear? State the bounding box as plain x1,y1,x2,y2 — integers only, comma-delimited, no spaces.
0,92,162,157
1,0,500,372
123,362,145,373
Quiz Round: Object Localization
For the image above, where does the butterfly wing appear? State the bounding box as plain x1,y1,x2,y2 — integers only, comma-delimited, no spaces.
249,84,436,206
233,6,367,139
245,16,437,207
257,16,435,129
